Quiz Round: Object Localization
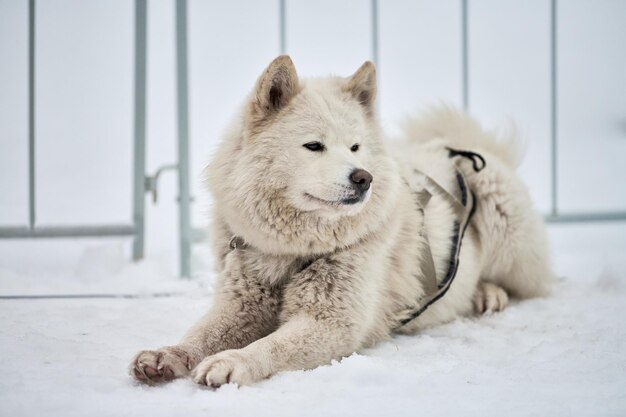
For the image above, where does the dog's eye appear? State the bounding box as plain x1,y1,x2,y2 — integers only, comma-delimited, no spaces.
350,143,360,152
303,142,325,152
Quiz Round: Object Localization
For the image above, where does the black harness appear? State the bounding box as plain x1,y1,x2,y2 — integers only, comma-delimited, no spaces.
394,148,486,329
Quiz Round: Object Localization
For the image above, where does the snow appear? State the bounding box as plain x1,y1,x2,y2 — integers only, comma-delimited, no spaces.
1,223,625,417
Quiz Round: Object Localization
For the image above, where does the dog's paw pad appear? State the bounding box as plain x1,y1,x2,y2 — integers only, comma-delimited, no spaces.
129,346,192,385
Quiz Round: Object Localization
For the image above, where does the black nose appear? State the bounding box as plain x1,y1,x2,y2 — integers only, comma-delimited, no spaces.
349,169,373,192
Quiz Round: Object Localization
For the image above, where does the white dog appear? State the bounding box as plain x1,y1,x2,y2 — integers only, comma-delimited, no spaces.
130,56,553,387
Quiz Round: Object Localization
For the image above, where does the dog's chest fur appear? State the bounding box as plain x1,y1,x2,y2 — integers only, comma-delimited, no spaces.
231,248,309,287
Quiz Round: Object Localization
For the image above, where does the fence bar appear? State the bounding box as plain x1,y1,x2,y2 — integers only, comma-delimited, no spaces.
0,225,136,238
461,0,469,110
545,211,626,224
176,0,191,278
550,0,558,217
279,0,286,54
371,0,379,68
28,0,36,229
0,292,178,300
132,0,147,261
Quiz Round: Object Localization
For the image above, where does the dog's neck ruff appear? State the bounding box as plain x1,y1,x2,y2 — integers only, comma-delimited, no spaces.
227,147,486,330
394,148,485,329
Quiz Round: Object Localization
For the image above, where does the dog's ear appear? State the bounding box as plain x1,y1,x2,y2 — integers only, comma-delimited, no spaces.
249,55,300,125
344,61,377,116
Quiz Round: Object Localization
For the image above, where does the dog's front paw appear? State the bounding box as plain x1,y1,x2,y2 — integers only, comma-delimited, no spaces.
474,281,509,314
129,346,194,385
191,350,261,388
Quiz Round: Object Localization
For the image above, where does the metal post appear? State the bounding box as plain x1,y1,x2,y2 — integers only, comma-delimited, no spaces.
371,0,379,68
132,0,147,261
28,0,36,229
176,0,191,278
461,0,469,110
279,0,286,54
545,211,626,223
1,225,136,238
550,0,558,217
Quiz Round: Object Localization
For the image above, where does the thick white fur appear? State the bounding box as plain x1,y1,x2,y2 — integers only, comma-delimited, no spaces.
130,56,554,387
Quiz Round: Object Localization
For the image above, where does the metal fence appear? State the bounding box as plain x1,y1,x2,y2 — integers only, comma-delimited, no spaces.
1,0,625,280
0,0,149,247
0,0,192,277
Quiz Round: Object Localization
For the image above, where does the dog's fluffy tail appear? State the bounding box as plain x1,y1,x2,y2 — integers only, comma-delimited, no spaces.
400,105,525,169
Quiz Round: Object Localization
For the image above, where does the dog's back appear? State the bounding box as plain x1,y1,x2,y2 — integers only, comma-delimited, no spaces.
401,106,524,170
400,107,554,300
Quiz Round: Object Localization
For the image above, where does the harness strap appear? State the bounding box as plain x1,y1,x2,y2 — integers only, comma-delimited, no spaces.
411,189,438,296
394,147,485,329
447,147,486,172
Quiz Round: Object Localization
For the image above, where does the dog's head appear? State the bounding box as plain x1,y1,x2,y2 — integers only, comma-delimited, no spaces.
207,56,399,254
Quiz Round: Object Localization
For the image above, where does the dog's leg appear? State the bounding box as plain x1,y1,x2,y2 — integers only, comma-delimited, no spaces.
190,315,354,387
470,162,555,299
130,254,281,385
473,281,509,314
191,255,378,387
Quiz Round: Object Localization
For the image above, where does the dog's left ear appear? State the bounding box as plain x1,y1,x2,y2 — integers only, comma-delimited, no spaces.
249,55,300,128
344,61,377,116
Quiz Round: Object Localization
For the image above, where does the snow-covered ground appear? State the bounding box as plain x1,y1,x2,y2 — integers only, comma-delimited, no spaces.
1,223,625,417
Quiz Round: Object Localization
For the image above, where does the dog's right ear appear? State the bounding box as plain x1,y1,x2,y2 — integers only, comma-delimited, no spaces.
249,55,300,126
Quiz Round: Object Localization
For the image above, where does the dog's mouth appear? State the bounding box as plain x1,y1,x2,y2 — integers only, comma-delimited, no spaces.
304,191,368,207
